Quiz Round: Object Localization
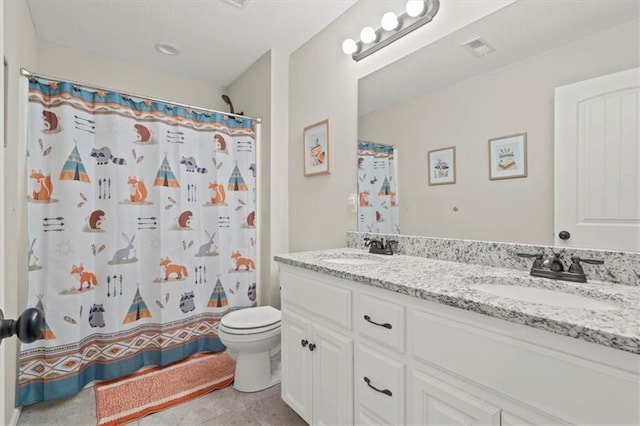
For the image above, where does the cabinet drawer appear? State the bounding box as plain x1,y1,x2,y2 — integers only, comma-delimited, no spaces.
281,268,352,330
357,292,405,353
357,344,405,425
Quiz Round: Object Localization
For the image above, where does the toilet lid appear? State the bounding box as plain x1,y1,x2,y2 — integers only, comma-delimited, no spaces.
221,306,281,329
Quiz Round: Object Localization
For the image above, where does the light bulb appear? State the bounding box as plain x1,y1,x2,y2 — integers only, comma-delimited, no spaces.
381,12,399,31
342,38,357,55
406,0,425,17
360,26,377,44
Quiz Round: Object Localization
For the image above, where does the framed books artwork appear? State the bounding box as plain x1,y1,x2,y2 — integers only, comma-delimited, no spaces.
489,133,528,180
428,146,456,185
303,119,330,176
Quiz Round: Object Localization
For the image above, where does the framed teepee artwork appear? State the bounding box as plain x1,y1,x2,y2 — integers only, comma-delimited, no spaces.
428,146,456,186
488,133,527,180
303,119,330,177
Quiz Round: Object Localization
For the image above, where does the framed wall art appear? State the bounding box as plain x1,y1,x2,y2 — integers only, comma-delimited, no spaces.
303,119,330,176
428,146,456,185
489,132,527,180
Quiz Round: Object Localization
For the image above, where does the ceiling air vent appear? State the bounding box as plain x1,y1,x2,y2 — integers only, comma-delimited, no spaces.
461,37,495,58
223,0,250,8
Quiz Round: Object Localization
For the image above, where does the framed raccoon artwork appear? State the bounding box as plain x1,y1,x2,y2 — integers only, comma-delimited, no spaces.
489,133,528,180
303,118,330,176
428,146,456,186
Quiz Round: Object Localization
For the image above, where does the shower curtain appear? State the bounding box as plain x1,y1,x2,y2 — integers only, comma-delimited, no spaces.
19,78,258,405
357,141,399,234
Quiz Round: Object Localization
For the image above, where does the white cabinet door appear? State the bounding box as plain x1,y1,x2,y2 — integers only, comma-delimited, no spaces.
408,368,500,426
281,309,313,423
312,322,353,426
555,67,640,251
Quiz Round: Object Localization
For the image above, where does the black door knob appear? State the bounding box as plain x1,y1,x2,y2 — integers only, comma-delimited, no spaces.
0,307,44,345
558,230,571,240
308,343,316,352
301,339,308,347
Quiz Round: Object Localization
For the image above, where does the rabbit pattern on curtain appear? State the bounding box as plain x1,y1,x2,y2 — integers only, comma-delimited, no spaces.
19,79,257,405
357,141,399,234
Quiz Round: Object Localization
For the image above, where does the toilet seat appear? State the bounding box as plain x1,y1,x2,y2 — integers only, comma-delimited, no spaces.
220,306,281,335
220,321,281,335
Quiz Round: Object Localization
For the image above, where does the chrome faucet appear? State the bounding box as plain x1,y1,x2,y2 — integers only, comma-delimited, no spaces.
364,237,397,255
517,250,603,283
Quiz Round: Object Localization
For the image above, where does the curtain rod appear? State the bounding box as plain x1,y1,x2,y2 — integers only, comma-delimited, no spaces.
20,68,262,124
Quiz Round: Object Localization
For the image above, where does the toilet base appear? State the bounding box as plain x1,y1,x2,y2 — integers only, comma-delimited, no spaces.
233,350,281,393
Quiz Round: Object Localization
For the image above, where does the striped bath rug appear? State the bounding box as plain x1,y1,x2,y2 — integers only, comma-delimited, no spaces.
95,352,235,425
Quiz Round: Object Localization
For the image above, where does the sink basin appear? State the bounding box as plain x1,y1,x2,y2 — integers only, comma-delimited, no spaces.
322,257,384,266
470,284,617,311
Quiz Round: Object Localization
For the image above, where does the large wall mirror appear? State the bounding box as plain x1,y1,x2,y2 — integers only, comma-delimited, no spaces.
358,0,640,251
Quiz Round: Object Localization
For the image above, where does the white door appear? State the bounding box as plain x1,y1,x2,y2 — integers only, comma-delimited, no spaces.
280,309,313,423
555,67,640,251
312,323,353,426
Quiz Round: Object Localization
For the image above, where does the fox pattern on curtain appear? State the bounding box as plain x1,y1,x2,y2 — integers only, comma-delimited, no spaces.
19,78,258,405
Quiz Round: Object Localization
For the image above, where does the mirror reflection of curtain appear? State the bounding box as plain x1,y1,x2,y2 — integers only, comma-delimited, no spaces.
357,141,399,234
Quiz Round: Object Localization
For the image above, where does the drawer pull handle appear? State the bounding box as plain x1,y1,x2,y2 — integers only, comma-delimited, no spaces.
364,377,392,397
364,315,392,329
301,339,308,348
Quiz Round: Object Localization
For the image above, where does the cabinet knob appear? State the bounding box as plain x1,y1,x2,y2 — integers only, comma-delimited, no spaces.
308,343,316,352
301,339,308,348
558,230,571,240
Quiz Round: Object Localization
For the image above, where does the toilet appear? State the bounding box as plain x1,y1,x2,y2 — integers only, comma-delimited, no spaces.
218,305,281,392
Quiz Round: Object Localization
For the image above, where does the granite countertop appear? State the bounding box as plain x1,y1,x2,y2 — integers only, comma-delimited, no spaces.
274,248,640,355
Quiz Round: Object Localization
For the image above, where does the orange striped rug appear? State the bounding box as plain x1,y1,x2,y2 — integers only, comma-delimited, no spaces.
95,352,235,425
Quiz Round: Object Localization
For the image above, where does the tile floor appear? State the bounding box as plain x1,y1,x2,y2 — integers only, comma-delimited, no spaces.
17,383,306,425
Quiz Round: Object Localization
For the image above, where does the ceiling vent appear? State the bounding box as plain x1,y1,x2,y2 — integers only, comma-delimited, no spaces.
461,37,495,57
223,0,250,8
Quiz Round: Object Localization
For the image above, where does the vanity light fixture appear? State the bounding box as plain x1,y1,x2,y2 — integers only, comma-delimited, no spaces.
360,26,378,44
381,12,400,31
342,0,440,62
406,0,425,17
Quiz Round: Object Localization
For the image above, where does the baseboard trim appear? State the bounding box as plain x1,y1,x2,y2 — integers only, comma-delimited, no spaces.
9,407,21,426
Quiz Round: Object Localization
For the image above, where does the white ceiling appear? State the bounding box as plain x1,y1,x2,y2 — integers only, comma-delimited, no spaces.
26,0,358,88
359,0,640,116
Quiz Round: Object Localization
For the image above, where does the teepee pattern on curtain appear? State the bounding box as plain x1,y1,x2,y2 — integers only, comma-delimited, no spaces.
357,141,399,234
19,79,258,405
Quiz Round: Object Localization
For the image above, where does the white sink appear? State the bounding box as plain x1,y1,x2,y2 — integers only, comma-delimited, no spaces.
470,284,617,311
322,258,384,266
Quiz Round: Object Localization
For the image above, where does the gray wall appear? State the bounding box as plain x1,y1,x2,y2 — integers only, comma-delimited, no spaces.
227,49,291,308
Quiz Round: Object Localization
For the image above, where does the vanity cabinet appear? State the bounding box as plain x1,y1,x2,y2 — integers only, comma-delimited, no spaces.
278,264,640,425
280,268,353,425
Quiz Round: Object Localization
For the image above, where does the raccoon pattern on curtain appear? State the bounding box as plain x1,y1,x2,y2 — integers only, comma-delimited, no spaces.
19,79,258,405
357,141,399,234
